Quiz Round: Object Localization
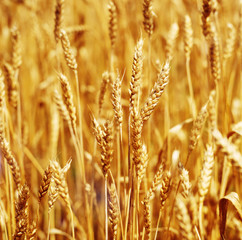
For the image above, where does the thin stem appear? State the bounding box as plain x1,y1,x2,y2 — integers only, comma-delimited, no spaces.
147,37,152,152
186,57,196,118
69,206,75,240
16,70,24,180
47,212,51,240
199,201,204,239
117,130,121,202
74,70,85,183
219,157,230,198
154,210,162,240
105,178,108,240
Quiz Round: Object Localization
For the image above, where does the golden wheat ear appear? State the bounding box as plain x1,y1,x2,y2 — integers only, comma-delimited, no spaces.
11,26,22,70
143,0,154,37
54,0,64,42
129,38,143,115
38,163,53,202
0,138,21,188
140,61,170,122
175,195,194,240
108,0,118,49
59,29,77,71
14,184,30,240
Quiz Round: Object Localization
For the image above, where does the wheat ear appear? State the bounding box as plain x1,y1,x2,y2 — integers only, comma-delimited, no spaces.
198,145,214,237
223,23,236,61
143,196,151,240
140,61,170,122
212,129,242,174
165,23,179,60
183,15,193,60
11,26,22,70
187,103,208,160
183,15,196,117
175,195,194,240
154,171,171,240
59,29,77,71
143,0,154,37
14,184,29,240
54,0,64,42
99,71,110,116
108,0,117,49
112,72,123,131
208,90,216,131
129,39,143,114
3,62,18,108
0,69,5,113
201,0,213,38
52,90,71,124
0,138,21,188
108,183,119,240
38,163,53,202
93,119,113,177
58,73,76,131
209,26,221,83
178,162,191,199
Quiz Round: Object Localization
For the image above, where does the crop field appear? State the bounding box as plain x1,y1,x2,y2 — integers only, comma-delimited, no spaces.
0,0,241,239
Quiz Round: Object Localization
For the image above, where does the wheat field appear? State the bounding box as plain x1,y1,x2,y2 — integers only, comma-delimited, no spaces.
0,0,241,239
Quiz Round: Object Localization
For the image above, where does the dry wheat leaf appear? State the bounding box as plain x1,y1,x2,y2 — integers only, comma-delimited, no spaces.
219,192,242,239
49,228,73,239
227,121,242,138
